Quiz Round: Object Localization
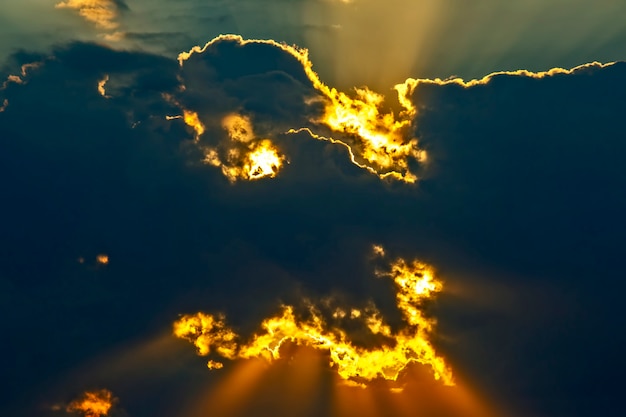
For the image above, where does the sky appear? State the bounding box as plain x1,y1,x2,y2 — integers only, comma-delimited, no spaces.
1,1,626,417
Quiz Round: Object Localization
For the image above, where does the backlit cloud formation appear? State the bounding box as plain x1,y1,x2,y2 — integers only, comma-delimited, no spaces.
55,0,125,41
175,35,425,183
66,390,114,417
0,61,42,112
172,36,614,185
174,246,453,388
404,61,616,89
205,113,285,182
55,0,121,30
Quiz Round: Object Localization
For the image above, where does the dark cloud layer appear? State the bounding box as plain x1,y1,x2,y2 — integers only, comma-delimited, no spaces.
0,39,625,417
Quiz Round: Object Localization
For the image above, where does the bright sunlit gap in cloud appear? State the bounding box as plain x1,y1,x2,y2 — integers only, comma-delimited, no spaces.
302,0,447,91
175,35,426,183
301,0,626,90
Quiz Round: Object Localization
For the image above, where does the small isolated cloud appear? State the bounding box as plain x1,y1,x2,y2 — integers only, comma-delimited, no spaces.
97,74,110,97
65,389,115,417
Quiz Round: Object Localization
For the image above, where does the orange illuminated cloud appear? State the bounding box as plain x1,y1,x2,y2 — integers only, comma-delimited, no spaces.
66,390,114,417
97,75,110,98
0,62,44,113
174,36,613,184
174,246,453,387
216,114,285,182
1,62,42,90
183,110,205,140
177,35,425,183
55,0,121,30
96,254,109,265
171,109,285,182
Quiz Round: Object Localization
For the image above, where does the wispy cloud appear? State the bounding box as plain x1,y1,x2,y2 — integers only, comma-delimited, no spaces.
55,0,126,41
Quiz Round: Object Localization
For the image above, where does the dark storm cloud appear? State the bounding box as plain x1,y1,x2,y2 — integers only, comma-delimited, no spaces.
408,62,626,417
1,36,626,417
174,36,316,123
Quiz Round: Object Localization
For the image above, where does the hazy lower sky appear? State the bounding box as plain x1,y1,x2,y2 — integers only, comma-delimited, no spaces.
2,0,626,89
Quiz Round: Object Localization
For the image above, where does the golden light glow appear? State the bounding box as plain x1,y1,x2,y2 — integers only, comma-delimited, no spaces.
2,62,42,90
200,114,285,182
96,254,109,265
165,108,285,182
0,62,45,113
401,61,615,89
207,360,225,370
4,75,23,87
55,0,120,30
372,244,386,257
222,113,254,143
173,312,238,359
176,36,614,184
174,246,453,387
245,140,284,180
332,367,497,417
180,359,270,417
183,110,206,141
66,390,114,417
178,35,425,183
97,75,109,98
102,31,125,42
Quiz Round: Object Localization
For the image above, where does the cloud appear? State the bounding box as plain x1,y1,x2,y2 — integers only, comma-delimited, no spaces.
173,34,426,183
174,245,453,388
55,0,126,41
55,0,122,30
166,108,286,182
97,74,110,97
402,61,616,89
65,390,115,417
0,61,43,111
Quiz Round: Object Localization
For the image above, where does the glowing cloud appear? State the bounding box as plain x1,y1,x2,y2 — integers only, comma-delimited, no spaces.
0,62,43,113
55,0,121,30
66,390,114,417
96,254,109,265
175,36,616,184
180,111,285,182
177,35,425,183
183,110,205,141
173,312,238,366
402,61,616,89
174,246,453,387
1,62,42,90
97,75,110,98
